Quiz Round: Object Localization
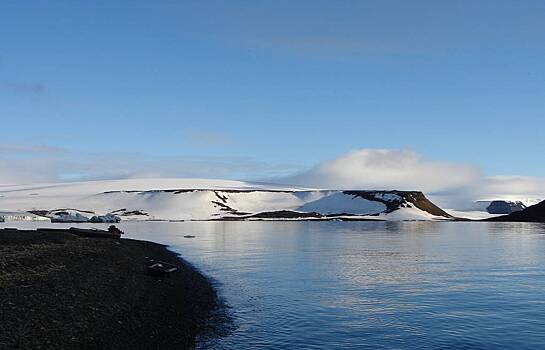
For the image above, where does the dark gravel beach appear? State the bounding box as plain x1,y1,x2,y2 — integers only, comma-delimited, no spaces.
0,229,219,349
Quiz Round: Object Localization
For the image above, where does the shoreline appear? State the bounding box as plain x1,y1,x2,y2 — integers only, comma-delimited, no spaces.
0,229,222,349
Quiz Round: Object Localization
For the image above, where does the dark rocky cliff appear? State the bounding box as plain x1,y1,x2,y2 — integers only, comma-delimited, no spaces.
486,201,526,214
344,190,452,218
485,200,545,222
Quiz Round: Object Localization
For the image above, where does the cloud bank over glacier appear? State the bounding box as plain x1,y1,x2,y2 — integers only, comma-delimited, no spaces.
482,176,545,199
278,149,545,208
1,144,544,207
281,149,481,193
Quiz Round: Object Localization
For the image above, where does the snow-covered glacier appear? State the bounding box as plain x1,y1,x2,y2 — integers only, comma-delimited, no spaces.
0,178,453,222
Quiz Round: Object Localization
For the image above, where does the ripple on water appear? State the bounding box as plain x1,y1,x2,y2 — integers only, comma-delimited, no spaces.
7,221,545,349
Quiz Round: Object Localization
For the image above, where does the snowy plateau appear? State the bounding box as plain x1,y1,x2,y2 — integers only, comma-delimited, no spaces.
0,178,531,223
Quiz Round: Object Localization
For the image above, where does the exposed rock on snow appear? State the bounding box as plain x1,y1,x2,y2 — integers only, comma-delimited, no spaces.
110,209,150,221
345,191,452,217
89,214,121,223
296,192,386,215
48,209,94,223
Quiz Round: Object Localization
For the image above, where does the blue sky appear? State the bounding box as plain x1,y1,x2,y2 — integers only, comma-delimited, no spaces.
1,1,544,183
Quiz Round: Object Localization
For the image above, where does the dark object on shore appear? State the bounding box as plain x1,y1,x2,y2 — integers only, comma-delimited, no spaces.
0,228,219,349
184,235,196,238
18,225,125,239
69,225,124,238
108,225,124,237
147,261,178,277
485,200,545,222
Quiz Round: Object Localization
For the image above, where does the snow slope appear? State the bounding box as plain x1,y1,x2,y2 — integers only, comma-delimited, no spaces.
0,179,451,222
297,192,386,214
443,209,501,220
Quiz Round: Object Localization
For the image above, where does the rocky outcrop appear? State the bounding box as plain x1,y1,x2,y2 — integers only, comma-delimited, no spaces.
485,200,545,222
29,209,121,223
344,191,452,218
486,201,526,214
89,214,121,223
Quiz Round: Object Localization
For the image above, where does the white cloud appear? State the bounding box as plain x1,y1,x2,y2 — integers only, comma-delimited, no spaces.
0,144,298,185
281,149,481,193
278,149,545,208
480,176,545,200
1,145,544,209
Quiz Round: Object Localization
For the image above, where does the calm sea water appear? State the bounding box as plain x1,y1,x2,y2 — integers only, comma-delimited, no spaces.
6,221,545,349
